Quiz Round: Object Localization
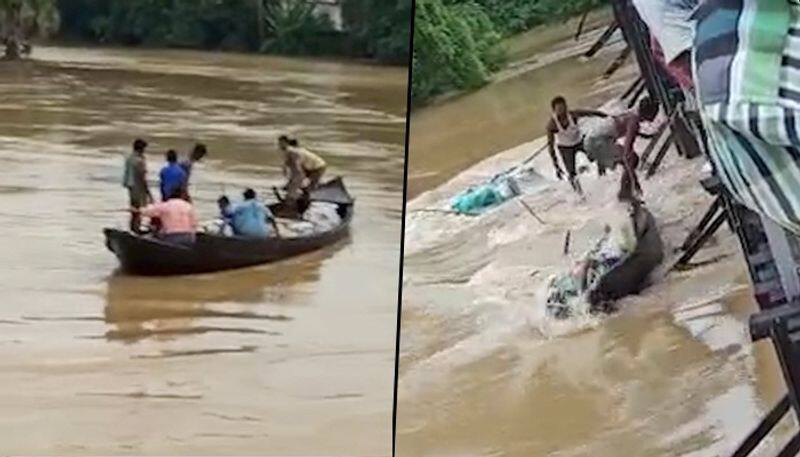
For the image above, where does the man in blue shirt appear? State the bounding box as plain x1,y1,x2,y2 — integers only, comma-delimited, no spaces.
219,188,279,238
159,150,187,201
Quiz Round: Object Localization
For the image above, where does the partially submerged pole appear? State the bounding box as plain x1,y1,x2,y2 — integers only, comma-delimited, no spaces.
620,77,644,101
584,23,619,58
574,11,590,41
603,46,631,79
626,79,647,108
519,199,545,224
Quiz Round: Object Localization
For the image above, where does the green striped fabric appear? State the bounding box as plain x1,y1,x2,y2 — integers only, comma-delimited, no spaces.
694,1,800,234
735,0,788,103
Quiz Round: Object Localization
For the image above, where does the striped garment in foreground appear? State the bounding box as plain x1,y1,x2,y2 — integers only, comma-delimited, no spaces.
694,0,800,234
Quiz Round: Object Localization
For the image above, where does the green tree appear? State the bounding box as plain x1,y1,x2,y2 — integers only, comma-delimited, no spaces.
58,0,259,50
412,0,502,104
342,0,411,64
411,0,608,104
1,0,59,59
469,0,605,35
54,0,412,63
259,0,334,55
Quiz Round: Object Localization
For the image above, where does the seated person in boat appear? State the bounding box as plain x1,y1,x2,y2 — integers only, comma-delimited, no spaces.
218,188,279,238
278,134,327,200
134,186,198,245
159,149,188,202
216,196,234,235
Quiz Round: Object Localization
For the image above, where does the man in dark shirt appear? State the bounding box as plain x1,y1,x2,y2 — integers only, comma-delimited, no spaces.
122,138,152,233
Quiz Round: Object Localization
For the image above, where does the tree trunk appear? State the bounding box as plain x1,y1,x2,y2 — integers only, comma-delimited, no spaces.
3,37,21,60
256,0,265,44
2,4,22,61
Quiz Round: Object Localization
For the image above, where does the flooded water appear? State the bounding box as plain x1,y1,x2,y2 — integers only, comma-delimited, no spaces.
398,17,794,457
0,46,406,455
407,11,630,198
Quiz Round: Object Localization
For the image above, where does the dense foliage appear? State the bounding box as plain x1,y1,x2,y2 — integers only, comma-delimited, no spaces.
471,0,606,36
58,0,259,50
343,0,412,64
412,0,502,103
0,0,59,59
412,0,607,105
54,0,410,62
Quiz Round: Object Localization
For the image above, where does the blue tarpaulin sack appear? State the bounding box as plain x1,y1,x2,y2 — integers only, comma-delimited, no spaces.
450,177,520,215
451,185,502,214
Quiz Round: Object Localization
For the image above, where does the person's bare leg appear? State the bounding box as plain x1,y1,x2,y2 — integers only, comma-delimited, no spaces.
129,213,140,233
307,167,325,189
618,152,641,202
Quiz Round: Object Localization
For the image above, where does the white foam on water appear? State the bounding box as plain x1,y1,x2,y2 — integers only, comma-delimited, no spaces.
401,128,745,395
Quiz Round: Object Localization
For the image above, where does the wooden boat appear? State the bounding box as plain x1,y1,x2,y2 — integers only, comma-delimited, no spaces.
588,204,664,309
104,178,354,276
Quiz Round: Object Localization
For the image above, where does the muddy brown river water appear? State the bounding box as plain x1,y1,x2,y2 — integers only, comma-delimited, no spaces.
398,16,795,457
0,46,407,455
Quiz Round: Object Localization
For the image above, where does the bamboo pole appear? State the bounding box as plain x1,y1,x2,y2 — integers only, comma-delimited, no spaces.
256,0,265,44
574,11,589,41
583,23,618,58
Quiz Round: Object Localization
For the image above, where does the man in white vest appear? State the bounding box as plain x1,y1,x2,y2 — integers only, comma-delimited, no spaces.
545,96,609,194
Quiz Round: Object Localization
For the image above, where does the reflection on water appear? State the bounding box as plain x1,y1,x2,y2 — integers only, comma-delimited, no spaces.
101,251,337,343
0,46,405,455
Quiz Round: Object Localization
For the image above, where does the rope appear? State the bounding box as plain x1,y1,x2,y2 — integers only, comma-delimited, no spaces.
489,142,548,183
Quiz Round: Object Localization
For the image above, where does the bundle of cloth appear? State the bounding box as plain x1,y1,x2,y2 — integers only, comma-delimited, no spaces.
450,175,522,215
546,204,664,319
279,201,342,237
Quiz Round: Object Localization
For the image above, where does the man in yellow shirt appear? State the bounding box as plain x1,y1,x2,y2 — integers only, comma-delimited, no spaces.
278,134,327,200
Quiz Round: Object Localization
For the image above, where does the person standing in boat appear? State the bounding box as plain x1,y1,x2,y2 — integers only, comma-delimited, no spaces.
159,149,188,202
546,96,609,194
179,143,208,186
134,186,198,245
122,138,153,233
278,134,327,201
218,188,280,238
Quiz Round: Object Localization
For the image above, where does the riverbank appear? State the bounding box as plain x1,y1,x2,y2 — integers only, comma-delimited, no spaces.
414,7,616,109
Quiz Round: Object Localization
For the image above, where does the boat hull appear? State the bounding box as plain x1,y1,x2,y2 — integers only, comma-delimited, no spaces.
589,205,664,306
105,179,354,276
